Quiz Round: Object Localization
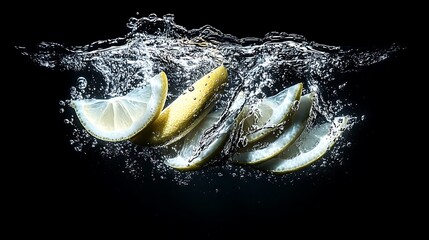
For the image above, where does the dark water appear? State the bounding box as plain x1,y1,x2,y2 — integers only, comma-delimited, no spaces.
16,13,402,182
6,7,413,235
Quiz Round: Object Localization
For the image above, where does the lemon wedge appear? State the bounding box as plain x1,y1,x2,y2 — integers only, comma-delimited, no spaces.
257,116,350,173
243,83,302,144
71,72,168,142
233,93,314,164
165,91,246,170
131,65,228,146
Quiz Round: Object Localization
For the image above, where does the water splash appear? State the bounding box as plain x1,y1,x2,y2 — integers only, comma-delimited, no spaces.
18,13,402,184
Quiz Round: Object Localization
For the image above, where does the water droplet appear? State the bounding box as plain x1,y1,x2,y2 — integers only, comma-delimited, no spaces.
59,100,65,106
309,85,319,93
126,17,139,29
215,189,219,193
188,86,195,92
218,172,223,177
163,14,175,22
74,145,82,152
339,82,347,89
59,108,64,113
70,86,77,95
64,119,71,124
361,115,366,121
240,137,248,147
346,142,352,147
77,77,87,89
148,13,157,20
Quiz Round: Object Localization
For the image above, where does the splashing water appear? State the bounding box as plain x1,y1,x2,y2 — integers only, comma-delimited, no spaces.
19,13,402,184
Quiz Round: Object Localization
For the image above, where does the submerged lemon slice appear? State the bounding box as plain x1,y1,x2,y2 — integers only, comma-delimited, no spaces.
131,65,228,146
233,93,314,164
243,83,302,143
71,72,168,142
165,91,246,170
257,116,350,173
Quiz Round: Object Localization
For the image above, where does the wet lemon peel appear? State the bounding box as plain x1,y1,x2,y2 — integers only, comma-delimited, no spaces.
131,65,228,146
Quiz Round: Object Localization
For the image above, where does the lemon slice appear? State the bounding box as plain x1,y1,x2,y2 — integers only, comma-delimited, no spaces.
71,72,168,142
243,83,303,144
233,93,314,165
131,65,228,146
257,116,350,173
165,91,246,171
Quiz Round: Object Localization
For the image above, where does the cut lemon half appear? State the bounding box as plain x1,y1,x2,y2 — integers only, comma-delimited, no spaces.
165,91,246,171
71,72,168,142
243,82,302,144
131,65,228,146
257,116,350,173
233,93,314,165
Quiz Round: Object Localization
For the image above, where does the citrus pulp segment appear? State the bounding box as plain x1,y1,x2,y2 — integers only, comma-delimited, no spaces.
243,82,303,144
233,93,314,164
257,116,350,173
71,72,168,142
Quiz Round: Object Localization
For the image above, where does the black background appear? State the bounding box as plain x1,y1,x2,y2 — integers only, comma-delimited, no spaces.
6,3,415,236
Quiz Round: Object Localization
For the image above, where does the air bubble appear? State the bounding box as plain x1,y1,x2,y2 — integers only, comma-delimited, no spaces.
74,145,83,152
309,85,319,93
163,14,175,22
148,13,157,20
339,82,347,89
77,77,87,89
70,86,77,95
